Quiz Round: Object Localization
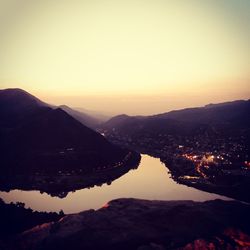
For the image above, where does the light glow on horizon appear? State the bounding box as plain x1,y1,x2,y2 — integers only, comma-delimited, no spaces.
0,0,249,114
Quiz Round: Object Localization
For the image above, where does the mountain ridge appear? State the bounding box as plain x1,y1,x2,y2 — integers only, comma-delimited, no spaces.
0,88,140,176
0,88,102,129
101,99,250,135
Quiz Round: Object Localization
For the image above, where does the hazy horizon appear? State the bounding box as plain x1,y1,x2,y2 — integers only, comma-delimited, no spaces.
2,87,249,117
35,91,250,116
0,0,249,115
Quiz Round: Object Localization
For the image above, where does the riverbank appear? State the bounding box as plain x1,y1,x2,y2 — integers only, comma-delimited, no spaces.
0,155,230,213
0,151,141,198
160,156,250,203
102,127,250,203
6,198,250,250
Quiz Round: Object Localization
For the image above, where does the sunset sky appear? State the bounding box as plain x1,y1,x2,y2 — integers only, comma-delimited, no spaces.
0,0,249,115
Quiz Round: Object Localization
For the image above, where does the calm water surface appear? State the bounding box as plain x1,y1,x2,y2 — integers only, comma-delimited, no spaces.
0,155,231,213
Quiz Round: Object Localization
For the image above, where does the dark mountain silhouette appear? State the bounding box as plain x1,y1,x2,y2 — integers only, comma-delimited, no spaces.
0,88,102,129
0,88,138,175
155,99,250,126
104,114,145,130
0,88,49,128
0,88,46,109
102,100,250,136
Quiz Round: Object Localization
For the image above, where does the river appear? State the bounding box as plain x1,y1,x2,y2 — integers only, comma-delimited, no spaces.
0,154,231,213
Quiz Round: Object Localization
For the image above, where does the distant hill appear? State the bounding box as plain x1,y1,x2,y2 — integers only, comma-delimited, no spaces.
103,114,146,130
74,107,111,122
0,88,138,174
59,105,101,129
101,99,250,136
155,99,250,126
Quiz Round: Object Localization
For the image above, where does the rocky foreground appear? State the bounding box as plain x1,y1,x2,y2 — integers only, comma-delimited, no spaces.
4,198,250,250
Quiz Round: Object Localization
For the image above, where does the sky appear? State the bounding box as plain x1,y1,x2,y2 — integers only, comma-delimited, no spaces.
0,0,249,115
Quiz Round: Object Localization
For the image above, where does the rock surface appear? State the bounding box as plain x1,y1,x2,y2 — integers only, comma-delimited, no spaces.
8,198,250,250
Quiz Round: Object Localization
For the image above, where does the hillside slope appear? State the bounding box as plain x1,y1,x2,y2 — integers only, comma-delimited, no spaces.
0,88,138,175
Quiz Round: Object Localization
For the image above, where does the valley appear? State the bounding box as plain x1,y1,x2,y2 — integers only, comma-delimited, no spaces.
99,100,250,202
0,88,249,249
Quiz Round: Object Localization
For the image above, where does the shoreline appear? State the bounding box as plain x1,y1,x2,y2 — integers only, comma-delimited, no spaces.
0,152,141,198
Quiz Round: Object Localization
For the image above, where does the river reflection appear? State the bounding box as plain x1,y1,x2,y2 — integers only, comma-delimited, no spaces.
0,155,231,213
